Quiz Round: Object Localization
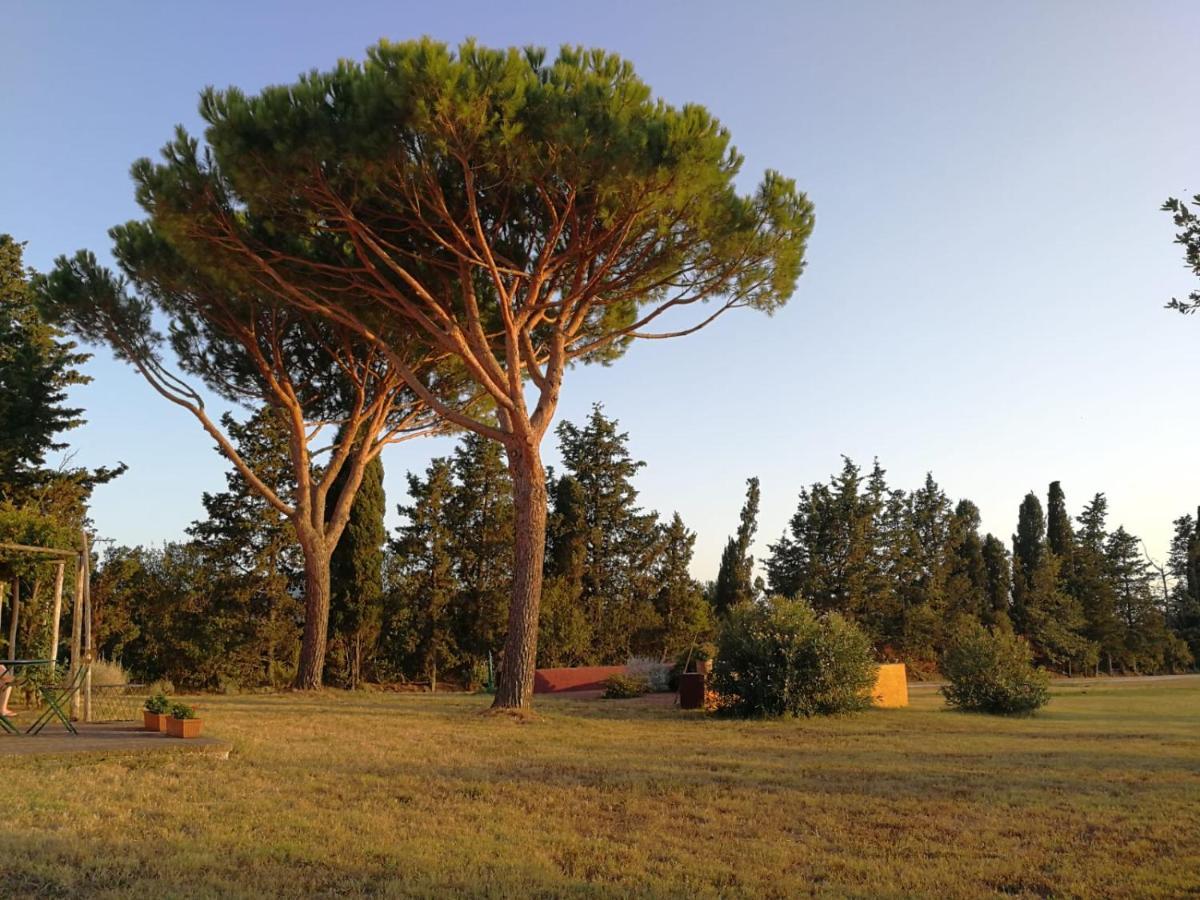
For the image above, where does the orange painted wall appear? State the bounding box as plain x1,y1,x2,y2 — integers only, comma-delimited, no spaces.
870,663,909,708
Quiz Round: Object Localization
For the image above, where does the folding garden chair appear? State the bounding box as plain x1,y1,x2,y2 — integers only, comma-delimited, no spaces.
26,664,89,735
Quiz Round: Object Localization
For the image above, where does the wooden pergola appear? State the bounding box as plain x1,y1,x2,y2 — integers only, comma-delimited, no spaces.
0,531,93,721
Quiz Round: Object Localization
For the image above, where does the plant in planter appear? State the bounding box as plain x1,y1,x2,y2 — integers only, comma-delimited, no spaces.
166,702,203,739
143,693,171,732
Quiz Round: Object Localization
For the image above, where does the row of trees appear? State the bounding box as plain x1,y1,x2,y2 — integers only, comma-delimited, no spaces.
89,404,1198,688
90,405,714,689
743,459,1197,674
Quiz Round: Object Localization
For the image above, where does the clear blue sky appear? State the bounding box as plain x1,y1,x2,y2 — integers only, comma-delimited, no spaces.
3,1,1198,578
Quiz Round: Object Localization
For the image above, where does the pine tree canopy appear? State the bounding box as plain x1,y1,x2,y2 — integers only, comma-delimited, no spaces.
1163,193,1200,314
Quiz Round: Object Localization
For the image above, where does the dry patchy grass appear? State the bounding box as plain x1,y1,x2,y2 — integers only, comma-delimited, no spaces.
1,678,1197,897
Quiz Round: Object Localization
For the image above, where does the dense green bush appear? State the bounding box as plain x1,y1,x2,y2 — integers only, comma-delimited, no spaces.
602,674,650,699
940,621,1051,714
712,597,878,717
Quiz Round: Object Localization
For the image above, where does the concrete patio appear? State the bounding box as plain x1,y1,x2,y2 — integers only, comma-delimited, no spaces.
0,722,231,759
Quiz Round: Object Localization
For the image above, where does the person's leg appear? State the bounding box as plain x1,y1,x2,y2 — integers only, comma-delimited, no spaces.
0,665,13,715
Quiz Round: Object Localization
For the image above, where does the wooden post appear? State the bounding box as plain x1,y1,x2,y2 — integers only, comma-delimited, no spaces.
82,533,92,723
7,578,19,660
0,581,6,656
70,543,85,720
49,560,66,673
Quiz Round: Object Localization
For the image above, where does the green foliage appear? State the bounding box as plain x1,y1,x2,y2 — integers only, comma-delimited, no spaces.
328,449,386,688
0,235,88,480
381,434,516,684
539,473,592,667
1046,481,1074,559
980,534,1013,628
1105,526,1174,674
445,435,513,667
143,693,170,714
387,459,459,688
184,410,303,689
712,476,761,618
1022,552,1095,673
601,673,650,699
178,39,814,363
940,621,1051,715
764,460,954,661
1168,509,1200,660
169,702,198,720
712,596,878,718
1073,494,1122,671
648,513,713,661
536,575,593,668
1011,492,1046,632
555,405,663,662
1162,194,1200,314
945,500,988,622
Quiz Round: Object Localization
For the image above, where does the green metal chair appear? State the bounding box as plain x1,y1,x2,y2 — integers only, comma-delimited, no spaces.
25,664,89,736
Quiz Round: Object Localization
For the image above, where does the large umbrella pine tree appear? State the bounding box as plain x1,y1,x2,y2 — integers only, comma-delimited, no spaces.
36,218,458,689
44,40,815,707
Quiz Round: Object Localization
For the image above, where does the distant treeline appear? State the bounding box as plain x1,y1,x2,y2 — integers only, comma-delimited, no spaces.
89,404,1199,690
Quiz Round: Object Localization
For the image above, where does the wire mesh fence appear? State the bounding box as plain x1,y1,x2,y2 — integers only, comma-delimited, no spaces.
90,683,148,723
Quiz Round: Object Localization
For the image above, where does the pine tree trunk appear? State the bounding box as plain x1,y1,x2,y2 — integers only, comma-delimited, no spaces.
492,441,548,710
294,544,332,690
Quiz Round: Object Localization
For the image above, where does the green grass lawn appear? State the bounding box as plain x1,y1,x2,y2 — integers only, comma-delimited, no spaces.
2,678,1198,898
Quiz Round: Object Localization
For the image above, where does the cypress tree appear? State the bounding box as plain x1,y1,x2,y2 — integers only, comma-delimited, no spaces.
1046,481,1074,559
328,452,386,688
538,474,592,666
1011,492,1046,632
713,476,761,617
980,534,1012,628
546,475,587,592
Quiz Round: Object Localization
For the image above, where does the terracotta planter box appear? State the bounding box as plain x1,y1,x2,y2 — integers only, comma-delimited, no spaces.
143,711,169,732
166,717,203,739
